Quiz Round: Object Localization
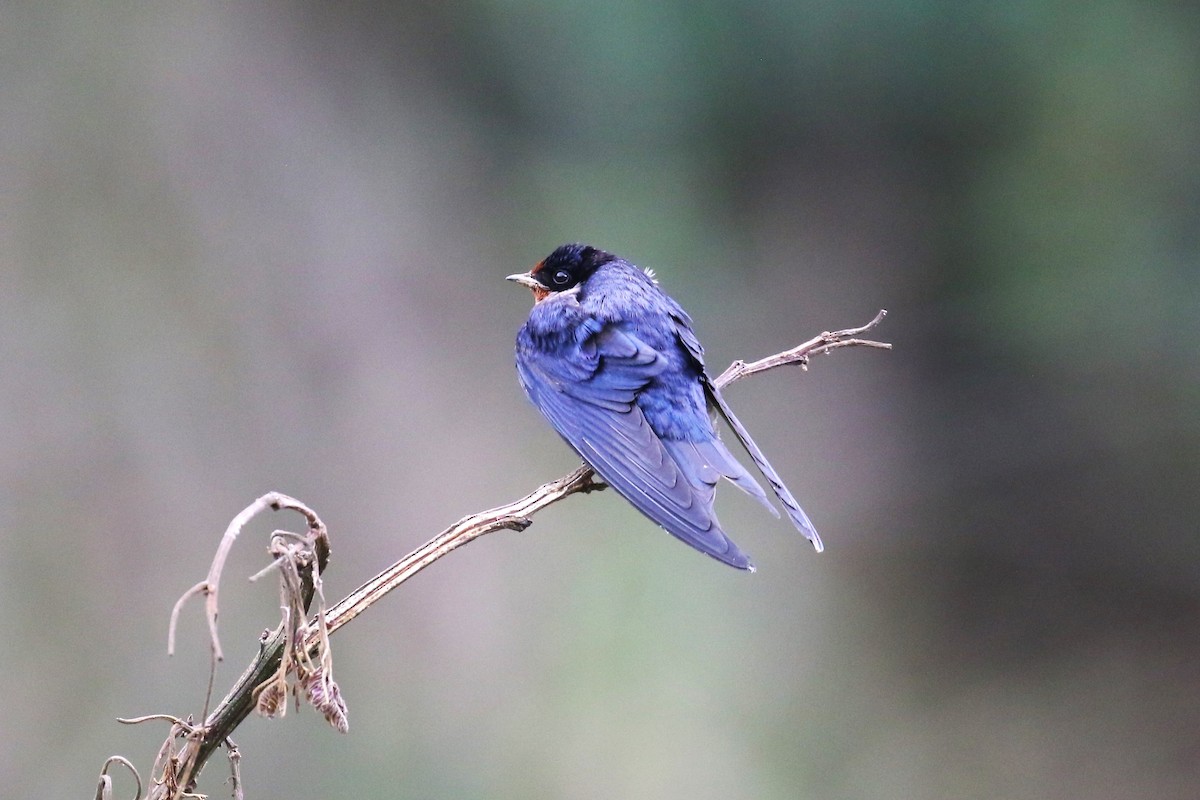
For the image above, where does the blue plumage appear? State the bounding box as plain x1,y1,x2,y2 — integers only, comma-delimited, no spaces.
508,243,823,570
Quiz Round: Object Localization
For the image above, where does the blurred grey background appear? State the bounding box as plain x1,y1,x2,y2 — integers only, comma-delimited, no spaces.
2,3,1198,798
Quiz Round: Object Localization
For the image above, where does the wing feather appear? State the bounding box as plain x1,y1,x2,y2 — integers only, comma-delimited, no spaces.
517,321,752,568
670,311,824,552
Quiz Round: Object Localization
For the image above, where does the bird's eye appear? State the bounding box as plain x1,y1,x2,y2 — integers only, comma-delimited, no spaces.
553,270,571,285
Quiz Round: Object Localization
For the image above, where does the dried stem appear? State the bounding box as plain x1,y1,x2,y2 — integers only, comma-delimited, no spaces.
95,756,141,800
122,311,890,799
143,495,328,799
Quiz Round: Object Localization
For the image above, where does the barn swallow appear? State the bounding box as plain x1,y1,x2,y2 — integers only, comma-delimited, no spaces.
508,243,823,570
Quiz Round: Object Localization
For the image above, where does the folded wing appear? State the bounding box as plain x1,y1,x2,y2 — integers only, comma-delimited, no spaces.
671,311,824,552
518,321,754,569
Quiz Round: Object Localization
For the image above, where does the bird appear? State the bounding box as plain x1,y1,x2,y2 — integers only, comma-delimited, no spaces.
507,243,823,570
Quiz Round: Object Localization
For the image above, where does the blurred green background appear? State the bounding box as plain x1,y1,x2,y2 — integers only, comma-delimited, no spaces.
3,2,1198,798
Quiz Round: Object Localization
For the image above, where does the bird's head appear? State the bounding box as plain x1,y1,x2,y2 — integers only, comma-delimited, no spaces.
507,243,615,303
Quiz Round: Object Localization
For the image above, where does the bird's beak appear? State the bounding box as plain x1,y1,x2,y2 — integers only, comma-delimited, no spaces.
505,272,541,291
507,270,551,303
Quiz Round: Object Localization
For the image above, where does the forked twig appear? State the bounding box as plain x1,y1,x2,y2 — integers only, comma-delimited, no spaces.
715,308,891,385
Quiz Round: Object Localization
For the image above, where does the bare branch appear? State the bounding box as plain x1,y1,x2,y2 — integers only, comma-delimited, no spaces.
123,311,890,799
715,309,890,387
317,464,598,641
